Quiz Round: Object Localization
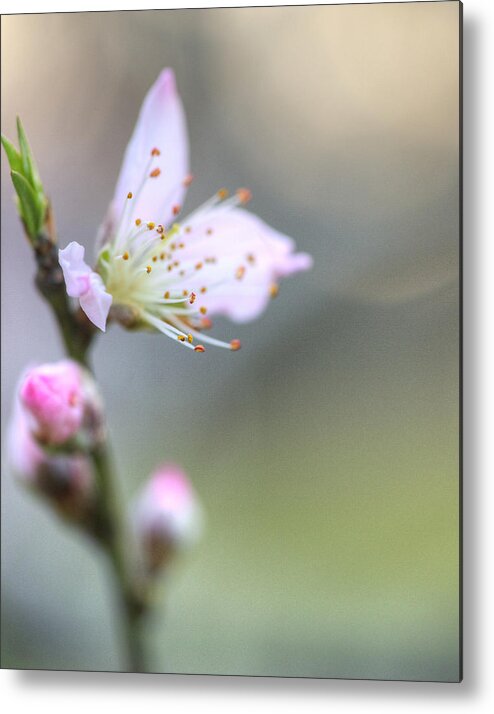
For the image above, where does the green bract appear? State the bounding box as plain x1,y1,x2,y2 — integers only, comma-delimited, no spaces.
1,118,48,242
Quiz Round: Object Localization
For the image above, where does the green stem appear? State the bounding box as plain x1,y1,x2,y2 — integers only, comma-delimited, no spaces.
33,233,148,672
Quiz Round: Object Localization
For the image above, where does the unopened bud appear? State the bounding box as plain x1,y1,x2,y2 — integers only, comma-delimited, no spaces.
135,465,203,573
7,403,94,523
18,359,104,447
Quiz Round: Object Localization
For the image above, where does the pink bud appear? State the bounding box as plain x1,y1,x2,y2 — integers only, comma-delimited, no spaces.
19,360,88,445
135,464,203,572
8,402,94,522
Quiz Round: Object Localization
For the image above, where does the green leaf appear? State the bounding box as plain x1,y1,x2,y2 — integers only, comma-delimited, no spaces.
1,134,23,174
16,117,43,193
11,170,41,239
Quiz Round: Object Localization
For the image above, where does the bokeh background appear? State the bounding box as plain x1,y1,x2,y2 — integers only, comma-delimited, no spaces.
1,2,460,681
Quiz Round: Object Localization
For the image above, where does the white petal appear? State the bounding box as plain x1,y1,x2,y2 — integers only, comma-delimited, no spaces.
59,242,92,298
106,68,189,237
79,273,112,332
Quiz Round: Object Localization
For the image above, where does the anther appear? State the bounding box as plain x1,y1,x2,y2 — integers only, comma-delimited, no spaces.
247,253,256,265
206,228,214,235
156,225,164,234
200,306,207,315
152,256,158,262
194,345,206,353
151,147,161,156
217,188,229,200
150,167,161,178
200,286,207,294
164,291,170,299
187,334,193,344
230,339,241,351
189,292,197,305
185,227,192,234
235,266,246,280
172,204,181,216
147,222,155,230
178,335,186,342
183,174,194,187
127,192,133,199
269,283,279,298
123,251,129,260
146,266,152,274
135,218,142,226
195,262,203,270
236,187,252,205
183,289,189,297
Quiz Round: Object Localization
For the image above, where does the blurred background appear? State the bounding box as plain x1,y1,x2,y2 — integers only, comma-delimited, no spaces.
1,2,460,681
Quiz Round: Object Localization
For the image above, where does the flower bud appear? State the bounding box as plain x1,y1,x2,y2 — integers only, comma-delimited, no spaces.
7,402,94,523
18,359,103,447
135,465,203,573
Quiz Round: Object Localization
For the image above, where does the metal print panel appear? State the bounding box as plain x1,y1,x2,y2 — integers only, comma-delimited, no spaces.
1,1,462,681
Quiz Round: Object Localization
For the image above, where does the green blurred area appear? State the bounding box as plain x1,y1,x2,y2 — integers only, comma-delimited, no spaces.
1,3,460,680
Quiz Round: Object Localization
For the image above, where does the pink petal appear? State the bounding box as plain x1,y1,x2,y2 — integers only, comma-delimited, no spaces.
58,242,92,298
59,242,112,331
79,273,112,332
181,207,313,323
102,68,189,240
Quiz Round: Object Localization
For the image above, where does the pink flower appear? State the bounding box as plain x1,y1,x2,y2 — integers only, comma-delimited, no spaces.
59,68,312,349
135,464,203,571
19,360,86,445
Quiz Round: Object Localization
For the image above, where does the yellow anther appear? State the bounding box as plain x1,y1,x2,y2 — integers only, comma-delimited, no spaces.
177,335,186,342
164,291,170,299
200,286,207,294
122,251,129,260
151,147,161,156
147,222,155,230
187,334,193,344
146,265,152,274
127,192,133,199
150,167,161,178
269,283,279,298
200,306,207,315
135,218,142,226
235,266,246,280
